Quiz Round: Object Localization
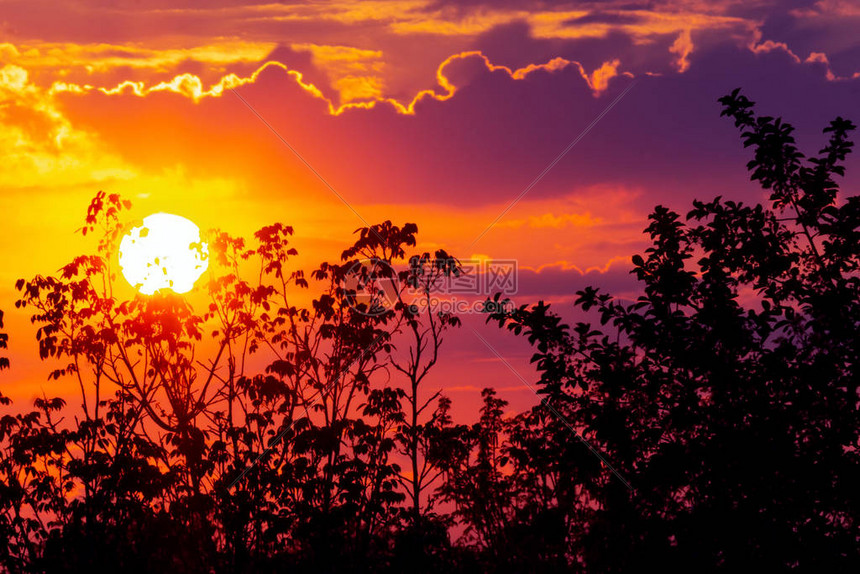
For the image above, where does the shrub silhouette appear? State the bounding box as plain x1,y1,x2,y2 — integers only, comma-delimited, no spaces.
0,90,858,572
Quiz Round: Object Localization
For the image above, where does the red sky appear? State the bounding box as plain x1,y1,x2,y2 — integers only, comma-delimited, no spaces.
1,0,859,421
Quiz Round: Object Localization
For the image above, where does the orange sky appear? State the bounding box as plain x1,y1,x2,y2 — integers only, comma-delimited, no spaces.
1,0,858,418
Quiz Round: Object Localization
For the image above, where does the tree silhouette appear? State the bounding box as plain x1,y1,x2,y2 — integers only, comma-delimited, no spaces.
2,194,463,572
481,89,860,570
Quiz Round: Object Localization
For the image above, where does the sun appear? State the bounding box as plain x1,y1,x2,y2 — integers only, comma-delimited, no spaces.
118,213,209,295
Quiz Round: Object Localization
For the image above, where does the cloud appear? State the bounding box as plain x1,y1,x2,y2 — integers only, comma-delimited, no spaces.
502,212,602,229
0,43,20,59
805,51,836,81
791,0,860,18
50,50,627,111
5,41,276,74
528,7,751,42
670,29,694,72
745,30,860,80
513,258,639,301
803,50,860,81
748,37,802,63
0,0,852,111
0,64,135,189
291,43,386,103
51,60,326,104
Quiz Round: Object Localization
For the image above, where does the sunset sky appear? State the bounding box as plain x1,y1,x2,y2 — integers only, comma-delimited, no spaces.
1,0,859,418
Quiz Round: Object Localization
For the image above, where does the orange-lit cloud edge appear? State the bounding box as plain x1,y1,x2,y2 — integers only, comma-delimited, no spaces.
48,51,626,115
45,36,857,117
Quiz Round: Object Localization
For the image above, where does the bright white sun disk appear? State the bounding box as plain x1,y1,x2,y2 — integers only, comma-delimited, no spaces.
118,213,208,295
